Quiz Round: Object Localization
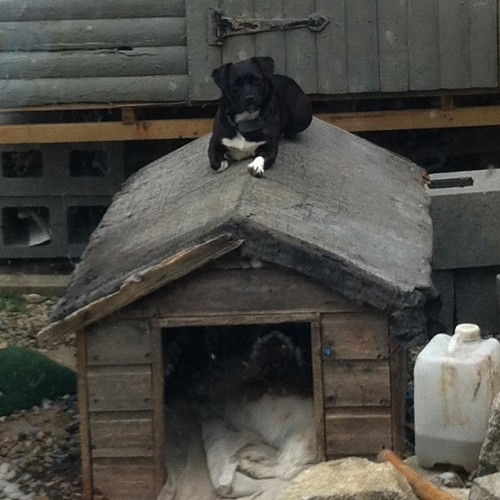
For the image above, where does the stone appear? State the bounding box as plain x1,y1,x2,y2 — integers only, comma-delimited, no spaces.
279,457,418,500
478,392,500,476
469,472,500,499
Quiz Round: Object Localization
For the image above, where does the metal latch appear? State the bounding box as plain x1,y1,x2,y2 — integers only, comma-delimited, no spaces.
208,8,330,45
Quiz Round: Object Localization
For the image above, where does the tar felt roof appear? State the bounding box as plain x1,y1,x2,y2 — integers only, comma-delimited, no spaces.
50,118,434,344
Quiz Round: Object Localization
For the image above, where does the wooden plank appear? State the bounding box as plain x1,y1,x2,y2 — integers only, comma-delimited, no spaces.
0,0,185,21
156,312,320,328
325,409,392,456
88,365,152,412
470,0,498,88
439,0,471,89
90,412,154,457
86,322,152,366
185,0,221,101
311,321,326,462
0,47,187,79
389,342,407,457
322,360,391,407
77,330,93,500
345,0,379,92
320,105,500,131
377,0,409,92
408,0,440,90
321,312,388,360
284,0,317,93
0,18,186,51
316,0,348,94
253,0,286,74
92,459,156,500
144,267,364,318
0,76,189,108
4,105,500,146
0,118,212,144
38,235,243,343
151,324,166,496
221,0,255,64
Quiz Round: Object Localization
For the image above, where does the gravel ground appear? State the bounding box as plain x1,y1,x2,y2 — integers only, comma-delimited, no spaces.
0,294,82,500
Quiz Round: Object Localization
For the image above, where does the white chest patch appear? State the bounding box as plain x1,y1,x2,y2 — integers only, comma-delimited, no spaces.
222,133,266,161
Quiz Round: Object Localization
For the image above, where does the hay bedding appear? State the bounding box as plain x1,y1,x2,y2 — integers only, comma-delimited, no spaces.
158,395,315,500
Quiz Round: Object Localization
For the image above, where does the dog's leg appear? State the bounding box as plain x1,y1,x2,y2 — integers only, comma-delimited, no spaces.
208,138,231,173
247,142,278,178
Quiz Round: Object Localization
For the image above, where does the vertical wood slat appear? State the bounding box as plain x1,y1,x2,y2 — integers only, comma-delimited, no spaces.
345,0,379,92
439,0,471,89
316,0,348,94
408,0,440,90
253,0,286,74
185,0,221,101
221,0,255,64
470,0,498,87
151,323,166,496
389,340,407,457
311,321,326,462
77,330,93,500
377,0,409,92
284,0,317,93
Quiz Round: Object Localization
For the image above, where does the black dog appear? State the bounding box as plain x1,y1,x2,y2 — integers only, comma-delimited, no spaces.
208,56,312,177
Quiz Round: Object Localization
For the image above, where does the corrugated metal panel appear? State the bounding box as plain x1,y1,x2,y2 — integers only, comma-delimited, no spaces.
0,0,188,107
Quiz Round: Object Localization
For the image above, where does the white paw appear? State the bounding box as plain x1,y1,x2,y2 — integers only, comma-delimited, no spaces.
217,160,230,173
248,156,265,177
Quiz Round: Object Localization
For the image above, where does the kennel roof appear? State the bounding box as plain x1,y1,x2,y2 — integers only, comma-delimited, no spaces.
44,118,434,344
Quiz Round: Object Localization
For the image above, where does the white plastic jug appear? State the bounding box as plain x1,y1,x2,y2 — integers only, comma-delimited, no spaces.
414,323,500,471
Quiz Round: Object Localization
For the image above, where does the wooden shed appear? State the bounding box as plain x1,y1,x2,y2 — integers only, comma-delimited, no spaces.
41,119,434,499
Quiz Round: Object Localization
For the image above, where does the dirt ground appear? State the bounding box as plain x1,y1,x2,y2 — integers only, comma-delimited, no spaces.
0,293,82,499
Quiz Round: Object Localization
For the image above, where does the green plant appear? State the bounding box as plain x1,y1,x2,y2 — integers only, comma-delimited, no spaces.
0,293,25,313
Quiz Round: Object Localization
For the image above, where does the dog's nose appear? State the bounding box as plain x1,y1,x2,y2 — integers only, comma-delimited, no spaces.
244,95,257,106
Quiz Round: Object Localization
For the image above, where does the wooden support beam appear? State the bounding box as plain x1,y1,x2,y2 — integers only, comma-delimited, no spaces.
1,105,500,145
37,234,243,343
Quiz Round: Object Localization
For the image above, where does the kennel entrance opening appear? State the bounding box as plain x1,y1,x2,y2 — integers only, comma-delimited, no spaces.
157,315,325,494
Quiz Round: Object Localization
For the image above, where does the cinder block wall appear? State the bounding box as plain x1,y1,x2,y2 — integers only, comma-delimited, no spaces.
429,169,500,335
0,143,123,258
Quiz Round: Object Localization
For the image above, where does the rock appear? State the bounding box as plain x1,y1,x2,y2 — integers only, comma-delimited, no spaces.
469,472,500,499
434,471,464,488
478,392,500,476
280,457,418,500
21,294,46,304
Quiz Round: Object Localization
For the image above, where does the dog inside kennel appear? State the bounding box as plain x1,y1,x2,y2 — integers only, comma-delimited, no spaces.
159,322,316,499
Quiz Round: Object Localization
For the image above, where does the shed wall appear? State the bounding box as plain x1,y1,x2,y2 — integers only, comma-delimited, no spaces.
0,0,188,107
0,0,498,107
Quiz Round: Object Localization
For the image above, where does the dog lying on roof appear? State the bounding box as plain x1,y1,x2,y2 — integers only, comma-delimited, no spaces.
208,56,313,177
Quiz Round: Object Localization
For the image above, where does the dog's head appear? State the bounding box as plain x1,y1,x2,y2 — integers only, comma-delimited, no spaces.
211,56,274,114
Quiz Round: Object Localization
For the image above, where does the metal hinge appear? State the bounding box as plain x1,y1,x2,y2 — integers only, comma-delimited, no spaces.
208,8,330,45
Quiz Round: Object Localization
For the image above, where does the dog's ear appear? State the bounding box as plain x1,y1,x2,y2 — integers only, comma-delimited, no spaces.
253,56,274,79
211,63,232,90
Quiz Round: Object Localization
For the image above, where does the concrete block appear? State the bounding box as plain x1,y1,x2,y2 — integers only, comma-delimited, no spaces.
1,142,124,197
455,267,500,335
429,169,500,269
0,195,111,258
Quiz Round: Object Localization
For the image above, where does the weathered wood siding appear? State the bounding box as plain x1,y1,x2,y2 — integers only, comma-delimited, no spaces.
189,0,499,100
0,0,498,107
0,0,188,107
83,320,164,500
320,312,395,459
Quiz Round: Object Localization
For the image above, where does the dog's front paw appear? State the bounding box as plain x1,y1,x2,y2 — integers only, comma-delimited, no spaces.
248,156,265,177
211,159,230,173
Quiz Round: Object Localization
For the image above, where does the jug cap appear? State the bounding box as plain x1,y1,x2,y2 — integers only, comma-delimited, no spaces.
454,323,481,342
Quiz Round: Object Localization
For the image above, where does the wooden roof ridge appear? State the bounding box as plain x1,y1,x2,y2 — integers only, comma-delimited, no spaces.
38,234,243,343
